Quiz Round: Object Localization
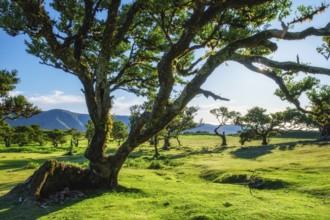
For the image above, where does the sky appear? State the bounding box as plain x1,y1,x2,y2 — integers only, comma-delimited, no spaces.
0,0,329,124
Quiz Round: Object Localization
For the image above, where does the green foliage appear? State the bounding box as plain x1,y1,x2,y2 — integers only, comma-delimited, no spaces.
236,107,309,145
45,129,66,147
317,36,330,60
275,76,330,138
0,69,18,96
111,119,128,146
0,69,40,121
163,106,199,148
12,126,34,147
0,120,13,147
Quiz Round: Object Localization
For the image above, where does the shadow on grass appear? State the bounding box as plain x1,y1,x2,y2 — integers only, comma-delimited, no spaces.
231,145,275,159
166,146,230,160
0,153,88,171
231,140,329,160
0,185,144,220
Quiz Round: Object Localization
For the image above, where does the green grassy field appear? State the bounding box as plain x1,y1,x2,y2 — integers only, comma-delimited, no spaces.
0,134,329,219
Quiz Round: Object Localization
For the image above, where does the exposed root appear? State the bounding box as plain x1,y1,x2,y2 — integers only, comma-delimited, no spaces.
7,160,93,203
40,187,86,208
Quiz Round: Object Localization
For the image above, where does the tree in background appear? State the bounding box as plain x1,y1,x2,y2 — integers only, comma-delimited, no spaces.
67,128,83,155
235,107,309,145
111,119,128,146
1,1,330,199
0,120,13,147
210,107,240,146
0,69,40,121
163,106,199,150
12,125,35,147
46,129,66,148
275,78,330,140
30,124,46,146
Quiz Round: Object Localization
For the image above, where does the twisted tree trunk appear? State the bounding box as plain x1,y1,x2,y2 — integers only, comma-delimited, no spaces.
214,126,227,146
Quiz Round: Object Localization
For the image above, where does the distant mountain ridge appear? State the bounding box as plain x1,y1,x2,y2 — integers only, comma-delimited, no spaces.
186,124,241,134
7,109,130,132
7,109,240,134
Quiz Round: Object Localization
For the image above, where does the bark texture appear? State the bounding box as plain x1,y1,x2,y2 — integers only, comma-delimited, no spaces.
8,160,94,202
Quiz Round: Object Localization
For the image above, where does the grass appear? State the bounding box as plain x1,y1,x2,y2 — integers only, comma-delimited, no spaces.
0,134,329,219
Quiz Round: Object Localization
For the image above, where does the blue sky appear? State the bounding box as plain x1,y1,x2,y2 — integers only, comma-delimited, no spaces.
0,0,329,124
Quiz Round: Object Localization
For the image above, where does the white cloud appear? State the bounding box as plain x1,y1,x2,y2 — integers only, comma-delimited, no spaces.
112,96,145,115
26,90,87,113
8,90,24,96
29,90,85,105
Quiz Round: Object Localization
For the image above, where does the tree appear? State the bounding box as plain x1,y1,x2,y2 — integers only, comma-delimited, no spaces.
30,124,46,146
162,106,198,150
0,69,40,121
275,79,330,140
67,128,83,155
235,107,308,145
46,129,66,148
1,1,330,200
12,125,35,147
210,107,239,146
111,119,128,146
0,120,13,147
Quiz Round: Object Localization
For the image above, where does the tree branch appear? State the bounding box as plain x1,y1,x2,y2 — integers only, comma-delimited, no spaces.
198,89,230,101
231,53,330,76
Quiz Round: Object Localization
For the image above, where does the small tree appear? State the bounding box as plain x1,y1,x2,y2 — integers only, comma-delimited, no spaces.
67,128,83,155
163,106,198,150
0,120,13,147
30,124,46,146
46,129,66,147
12,126,35,147
236,107,308,145
210,107,240,146
111,119,128,146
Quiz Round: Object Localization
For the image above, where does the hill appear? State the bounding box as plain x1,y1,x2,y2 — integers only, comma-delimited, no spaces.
186,124,241,134
6,109,241,134
6,109,130,131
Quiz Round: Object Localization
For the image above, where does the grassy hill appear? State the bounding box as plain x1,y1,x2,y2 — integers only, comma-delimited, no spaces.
0,135,329,219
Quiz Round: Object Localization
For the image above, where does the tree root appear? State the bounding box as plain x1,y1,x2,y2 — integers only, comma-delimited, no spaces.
7,160,93,203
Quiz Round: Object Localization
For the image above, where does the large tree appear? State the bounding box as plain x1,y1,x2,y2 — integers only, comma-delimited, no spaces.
1,1,330,200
